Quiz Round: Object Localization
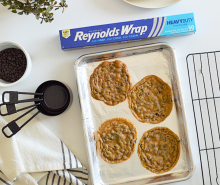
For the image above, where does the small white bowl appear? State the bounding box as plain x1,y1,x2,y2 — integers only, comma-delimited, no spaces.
0,41,32,87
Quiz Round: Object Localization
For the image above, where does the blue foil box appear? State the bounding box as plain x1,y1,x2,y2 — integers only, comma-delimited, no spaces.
59,13,196,50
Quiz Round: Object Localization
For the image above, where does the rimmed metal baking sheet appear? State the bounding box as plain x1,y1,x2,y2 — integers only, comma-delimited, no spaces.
75,42,194,185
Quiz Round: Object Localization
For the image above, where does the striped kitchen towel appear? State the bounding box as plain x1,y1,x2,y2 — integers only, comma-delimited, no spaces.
0,102,88,185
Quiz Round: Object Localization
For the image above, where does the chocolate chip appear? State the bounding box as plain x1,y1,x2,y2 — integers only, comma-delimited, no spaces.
0,48,27,83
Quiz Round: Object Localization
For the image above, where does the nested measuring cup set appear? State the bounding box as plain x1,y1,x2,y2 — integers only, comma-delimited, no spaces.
0,80,72,138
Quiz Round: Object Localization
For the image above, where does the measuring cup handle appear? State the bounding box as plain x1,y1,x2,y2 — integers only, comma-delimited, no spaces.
2,121,20,138
2,91,43,104
2,91,18,104
0,103,15,116
1,107,40,138
0,103,40,116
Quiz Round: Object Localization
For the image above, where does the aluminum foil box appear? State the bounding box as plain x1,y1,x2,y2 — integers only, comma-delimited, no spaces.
59,13,196,50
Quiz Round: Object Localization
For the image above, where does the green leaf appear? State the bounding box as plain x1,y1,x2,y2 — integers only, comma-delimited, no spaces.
32,8,38,14
2,2,8,6
12,9,17,13
35,13,40,20
38,8,43,13
46,6,51,12
48,12,53,18
18,3,24,9
24,6,31,12
17,11,23,15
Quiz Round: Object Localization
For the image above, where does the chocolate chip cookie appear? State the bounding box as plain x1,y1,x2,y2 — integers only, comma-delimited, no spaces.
138,127,180,174
90,60,131,106
128,75,173,124
97,118,137,164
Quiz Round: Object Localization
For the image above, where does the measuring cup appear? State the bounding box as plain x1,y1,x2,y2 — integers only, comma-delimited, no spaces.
1,80,72,138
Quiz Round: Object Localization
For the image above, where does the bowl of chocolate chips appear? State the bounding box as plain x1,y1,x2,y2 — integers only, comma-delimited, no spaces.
0,41,32,87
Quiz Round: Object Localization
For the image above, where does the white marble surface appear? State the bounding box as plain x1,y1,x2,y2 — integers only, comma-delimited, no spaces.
0,0,219,184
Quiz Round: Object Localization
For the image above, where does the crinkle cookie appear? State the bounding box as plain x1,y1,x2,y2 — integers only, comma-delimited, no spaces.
89,60,131,106
138,127,180,174
97,118,137,164
128,75,173,124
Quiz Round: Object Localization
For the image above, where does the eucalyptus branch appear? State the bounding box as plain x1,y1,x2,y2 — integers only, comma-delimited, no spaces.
0,0,68,23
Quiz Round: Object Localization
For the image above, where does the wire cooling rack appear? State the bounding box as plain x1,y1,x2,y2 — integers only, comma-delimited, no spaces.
186,51,220,185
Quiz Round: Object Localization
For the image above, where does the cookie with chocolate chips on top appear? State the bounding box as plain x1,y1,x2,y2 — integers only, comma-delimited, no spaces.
128,75,173,124
137,127,180,174
97,118,137,164
89,60,131,106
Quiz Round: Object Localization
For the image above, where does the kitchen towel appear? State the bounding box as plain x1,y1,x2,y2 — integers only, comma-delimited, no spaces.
0,101,88,185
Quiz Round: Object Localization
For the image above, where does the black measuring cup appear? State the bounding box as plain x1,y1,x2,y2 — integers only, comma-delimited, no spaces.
1,80,72,138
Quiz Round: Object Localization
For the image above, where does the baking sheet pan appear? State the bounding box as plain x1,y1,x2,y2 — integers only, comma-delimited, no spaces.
75,43,194,185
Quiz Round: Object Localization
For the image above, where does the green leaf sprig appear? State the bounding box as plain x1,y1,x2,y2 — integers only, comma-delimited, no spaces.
0,0,68,23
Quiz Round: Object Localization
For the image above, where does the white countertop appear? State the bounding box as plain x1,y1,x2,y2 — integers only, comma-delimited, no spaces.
0,0,219,184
